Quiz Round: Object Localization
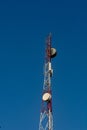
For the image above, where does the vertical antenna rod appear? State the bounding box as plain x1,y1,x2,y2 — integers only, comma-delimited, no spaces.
39,33,57,130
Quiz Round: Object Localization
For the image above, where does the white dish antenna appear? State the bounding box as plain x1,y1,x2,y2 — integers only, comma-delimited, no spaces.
42,93,51,101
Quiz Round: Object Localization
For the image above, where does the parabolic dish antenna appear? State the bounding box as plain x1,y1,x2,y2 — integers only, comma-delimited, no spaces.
42,93,51,101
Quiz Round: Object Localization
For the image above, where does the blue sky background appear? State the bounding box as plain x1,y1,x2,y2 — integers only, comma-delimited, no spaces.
0,0,87,130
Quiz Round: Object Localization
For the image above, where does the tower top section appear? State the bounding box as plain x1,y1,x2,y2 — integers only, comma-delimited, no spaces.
45,34,57,62
43,33,57,91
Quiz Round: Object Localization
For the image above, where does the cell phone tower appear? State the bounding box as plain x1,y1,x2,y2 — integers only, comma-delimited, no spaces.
39,33,57,130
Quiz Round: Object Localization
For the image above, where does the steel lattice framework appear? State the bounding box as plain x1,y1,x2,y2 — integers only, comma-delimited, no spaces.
39,34,57,130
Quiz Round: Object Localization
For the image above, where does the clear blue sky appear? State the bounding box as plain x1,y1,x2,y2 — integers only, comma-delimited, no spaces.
0,0,87,130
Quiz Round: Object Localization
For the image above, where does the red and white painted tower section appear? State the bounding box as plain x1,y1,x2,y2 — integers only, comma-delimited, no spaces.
39,34,57,130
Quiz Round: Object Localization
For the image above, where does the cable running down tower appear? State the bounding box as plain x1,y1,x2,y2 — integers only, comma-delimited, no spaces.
39,33,57,130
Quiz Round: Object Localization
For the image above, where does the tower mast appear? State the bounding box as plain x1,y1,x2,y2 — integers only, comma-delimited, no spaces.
39,33,57,130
